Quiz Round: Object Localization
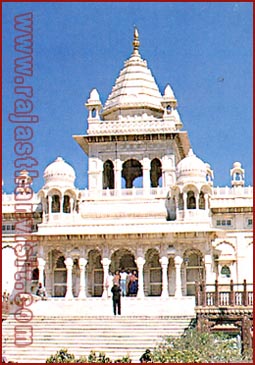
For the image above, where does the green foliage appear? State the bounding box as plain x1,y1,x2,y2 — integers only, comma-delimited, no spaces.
113,354,132,363
45,348,76,363
151,330,245,363
46,349,132,363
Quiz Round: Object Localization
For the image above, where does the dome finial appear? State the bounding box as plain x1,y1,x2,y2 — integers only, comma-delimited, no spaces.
132,26,140,55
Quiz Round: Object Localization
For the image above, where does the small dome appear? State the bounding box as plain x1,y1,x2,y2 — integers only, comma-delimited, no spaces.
43,157,75,188
233,161,241,168
176,149,207,184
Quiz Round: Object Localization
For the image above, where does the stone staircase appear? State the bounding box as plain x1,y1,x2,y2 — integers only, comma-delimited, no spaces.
2,297,196,363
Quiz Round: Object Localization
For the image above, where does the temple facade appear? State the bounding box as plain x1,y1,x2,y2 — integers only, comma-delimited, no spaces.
2,29,253,301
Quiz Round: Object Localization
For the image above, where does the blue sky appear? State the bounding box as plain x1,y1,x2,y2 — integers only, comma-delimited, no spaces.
2,2,253,193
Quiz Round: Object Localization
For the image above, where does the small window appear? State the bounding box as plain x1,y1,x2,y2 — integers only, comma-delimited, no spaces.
11,225,15,231
166,105,171,114
92,108,96,118
7,225,10,231
221,265,231,278
216,219,232,227
2,225,6,231
247,219,253,226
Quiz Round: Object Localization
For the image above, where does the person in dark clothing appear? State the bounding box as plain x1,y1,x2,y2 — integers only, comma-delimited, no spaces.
111,284,121,315
139,349,152,363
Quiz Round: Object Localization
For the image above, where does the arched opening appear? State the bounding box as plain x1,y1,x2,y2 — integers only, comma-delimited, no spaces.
144,249,162,296
178,193,184,210
54,255,67,297
72,258,80,297
110,249,137,297
166,105,172,114
103,160,114,189
184,250,204,296
87,250,103,297
110,249,137,274
187,191,196,209
167,197,177,221
235,172,241,181
31,268,39,294
220,265,231,278
63,195,70,213
150,158,162,187
51,194,60,213
122,159,142,188
91,108,96,118
199,192,205,209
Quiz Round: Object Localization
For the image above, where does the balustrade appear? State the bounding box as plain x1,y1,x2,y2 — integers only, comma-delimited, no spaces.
195,279,253,307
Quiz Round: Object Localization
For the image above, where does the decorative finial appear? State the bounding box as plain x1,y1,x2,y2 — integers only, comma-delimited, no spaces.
132,26,140,55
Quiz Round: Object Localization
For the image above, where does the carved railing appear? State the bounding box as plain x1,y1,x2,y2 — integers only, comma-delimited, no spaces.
195,280,253,307
79,187,169,200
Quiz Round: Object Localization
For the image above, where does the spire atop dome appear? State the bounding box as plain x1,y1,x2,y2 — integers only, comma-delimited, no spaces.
132,27,140,55
188,148,194,157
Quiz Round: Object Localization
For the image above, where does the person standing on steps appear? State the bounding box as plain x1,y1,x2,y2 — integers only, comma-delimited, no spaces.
111,283,121,315
105,271,113,298
120,268,128,296
128,270,138,297
113,270,120,286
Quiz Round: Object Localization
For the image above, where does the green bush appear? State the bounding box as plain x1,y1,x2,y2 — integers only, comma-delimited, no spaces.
46,349,132,363
151,330,251,363
46,348,76,363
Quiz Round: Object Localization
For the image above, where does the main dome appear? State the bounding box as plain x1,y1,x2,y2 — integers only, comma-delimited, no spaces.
43,157,76,188
101,28,164,120
176,149,207,184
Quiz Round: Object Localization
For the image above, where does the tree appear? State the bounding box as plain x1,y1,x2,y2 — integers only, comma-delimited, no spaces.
151,330,248,363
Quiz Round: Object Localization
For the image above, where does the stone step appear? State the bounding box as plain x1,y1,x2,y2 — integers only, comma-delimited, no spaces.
2,309,195,363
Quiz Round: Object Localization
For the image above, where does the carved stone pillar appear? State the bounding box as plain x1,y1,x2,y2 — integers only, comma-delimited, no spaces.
175,195,179,220
142,158,151,191
44,266,51,296
195,193,199,209
101,257,111,299
160,256,169,298
61,195,64,213
204,255,212,284
114,159,122,191
183,192,187,219
136,257,145,298
174,255,183,298
70,198,74,213
204,194,209,210
78,258,87,299
37,258,46,286
64,257,74,299
48,196,52,219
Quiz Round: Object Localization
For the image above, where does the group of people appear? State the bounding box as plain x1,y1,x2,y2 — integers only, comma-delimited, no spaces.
105,269,138,298
105,268,138,316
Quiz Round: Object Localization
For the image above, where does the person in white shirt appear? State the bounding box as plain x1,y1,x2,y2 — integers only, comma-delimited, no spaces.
120,269,128,296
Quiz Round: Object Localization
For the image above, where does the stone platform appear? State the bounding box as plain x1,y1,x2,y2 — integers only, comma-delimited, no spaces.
28,296,196,317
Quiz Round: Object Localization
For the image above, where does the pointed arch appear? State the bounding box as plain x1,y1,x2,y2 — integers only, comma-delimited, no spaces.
144,248,162,296
150,158,162,188
103,159,115,189
122,159,142,188
183,248,205,296
87,249,103,297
